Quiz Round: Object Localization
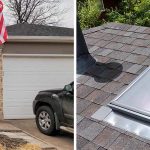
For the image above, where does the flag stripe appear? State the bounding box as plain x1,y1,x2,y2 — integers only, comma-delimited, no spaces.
0,14,3,33
3,28,8,40
0,1,8,45
0,13,2,20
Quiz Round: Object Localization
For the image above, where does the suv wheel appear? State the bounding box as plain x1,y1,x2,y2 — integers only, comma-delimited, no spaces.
36,106,56,135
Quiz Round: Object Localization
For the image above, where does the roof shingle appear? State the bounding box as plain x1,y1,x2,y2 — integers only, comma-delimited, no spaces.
77,22,150,150
7,23,73,36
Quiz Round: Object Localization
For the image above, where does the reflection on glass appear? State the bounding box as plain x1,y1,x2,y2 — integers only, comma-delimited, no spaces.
111,67,150,113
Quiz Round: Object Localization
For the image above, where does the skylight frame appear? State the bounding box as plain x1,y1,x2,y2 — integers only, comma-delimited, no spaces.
108,67,150,123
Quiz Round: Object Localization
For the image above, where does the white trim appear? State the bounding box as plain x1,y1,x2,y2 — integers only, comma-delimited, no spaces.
8,36,74,43
3,53,74,57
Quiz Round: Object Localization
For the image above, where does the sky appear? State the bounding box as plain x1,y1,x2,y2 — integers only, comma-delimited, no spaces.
3,0,74,28
60,0,74,28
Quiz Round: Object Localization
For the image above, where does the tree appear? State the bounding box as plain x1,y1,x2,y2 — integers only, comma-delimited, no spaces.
7,0,64,25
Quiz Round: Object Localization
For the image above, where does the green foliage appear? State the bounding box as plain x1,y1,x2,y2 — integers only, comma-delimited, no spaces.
77,0,101,29
78,0,150,29
106,0,150,27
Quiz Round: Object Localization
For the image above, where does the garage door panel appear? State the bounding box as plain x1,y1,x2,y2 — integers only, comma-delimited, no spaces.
4,66,73,72
4,82,70,89
4,86,61,91
4,107,34,119
4,71,73,74
4,101,34,106
4,91,38,100
3,56,73,119
4,58,73,72
4,73,73,86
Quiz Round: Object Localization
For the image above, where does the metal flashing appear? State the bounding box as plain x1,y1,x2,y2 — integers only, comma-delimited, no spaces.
108,67,150,122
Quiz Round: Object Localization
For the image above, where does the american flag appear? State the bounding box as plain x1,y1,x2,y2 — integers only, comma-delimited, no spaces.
0,0,7,45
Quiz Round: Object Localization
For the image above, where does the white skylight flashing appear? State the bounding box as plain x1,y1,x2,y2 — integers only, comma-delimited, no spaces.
108,67,150,122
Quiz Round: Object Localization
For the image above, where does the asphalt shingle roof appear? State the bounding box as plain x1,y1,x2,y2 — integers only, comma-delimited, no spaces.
77,22,150,150
6,23,74,36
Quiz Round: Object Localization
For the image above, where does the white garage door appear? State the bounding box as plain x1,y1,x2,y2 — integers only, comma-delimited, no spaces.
3,55,73,119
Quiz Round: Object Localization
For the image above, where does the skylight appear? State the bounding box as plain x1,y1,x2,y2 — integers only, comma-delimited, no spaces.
108,67,150,122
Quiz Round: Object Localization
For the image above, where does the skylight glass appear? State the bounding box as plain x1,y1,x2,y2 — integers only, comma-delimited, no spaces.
108,67,150,121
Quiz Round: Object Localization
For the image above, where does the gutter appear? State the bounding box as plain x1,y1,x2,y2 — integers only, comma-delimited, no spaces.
7,36,74,43
3,54,74,57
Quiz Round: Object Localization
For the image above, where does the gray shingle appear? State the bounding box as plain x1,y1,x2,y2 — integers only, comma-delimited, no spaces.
127,26,139,32
120,44,137,53
80,122,105,141
77,115,84,124
133,47,150,56
143,28,150,34
135,26,148,33
108,134,132,150
93,127,121,149
7,23,73,36
77,136,89,150
101,81,124,94
136,65,148,75
95,48,113,56
126,64,143,74
101,93,117,105
103,29,120,34
108,51,130,60
143,58,150,66
77,85,95,99
95,40,111,47
105,42,124,50
81,103,100,118
85,90,110,104
89,46,100,53
144,34,150,40
125,54,147,64
84,76,107,89
132,39,150,47
77,118,93,133
77,98,91,114
77,75,91,84
117,36,136,44
87,32,105,39
77,23,150,149
117,72,137,84
85,38,100,45
129,33,147,38
102,33,117,41
81,142,100,150
94,55,110,63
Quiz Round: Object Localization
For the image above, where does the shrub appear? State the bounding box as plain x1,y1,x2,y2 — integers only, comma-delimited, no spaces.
106,0,150,27
77,0,101,29
78,0,150,29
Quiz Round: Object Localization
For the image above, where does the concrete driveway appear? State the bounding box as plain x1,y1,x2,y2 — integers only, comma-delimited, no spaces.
7,119,73,150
